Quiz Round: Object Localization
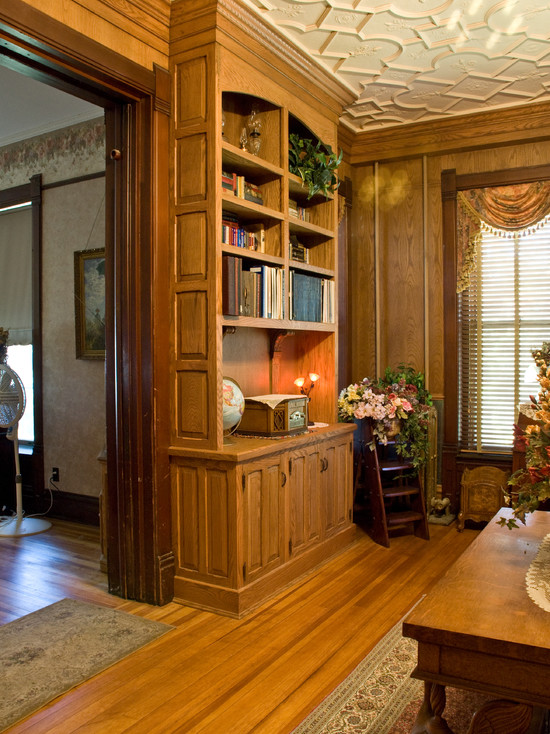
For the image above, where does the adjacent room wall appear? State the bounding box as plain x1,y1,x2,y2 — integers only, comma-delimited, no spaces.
0,118,106,502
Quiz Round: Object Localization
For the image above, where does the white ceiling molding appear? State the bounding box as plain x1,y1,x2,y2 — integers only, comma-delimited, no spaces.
243,0,550,132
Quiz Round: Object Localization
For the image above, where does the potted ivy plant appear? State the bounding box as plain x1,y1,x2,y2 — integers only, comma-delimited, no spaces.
288,133,342,199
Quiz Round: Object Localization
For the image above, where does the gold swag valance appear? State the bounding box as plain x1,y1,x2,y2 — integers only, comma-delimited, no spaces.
457,180,550,293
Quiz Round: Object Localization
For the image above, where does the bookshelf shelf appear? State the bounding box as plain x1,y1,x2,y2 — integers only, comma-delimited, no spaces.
221,314,336,332
288,217,333,239
222,192,284,221
223,141,284,180
289,261,334,278
221,244,283,266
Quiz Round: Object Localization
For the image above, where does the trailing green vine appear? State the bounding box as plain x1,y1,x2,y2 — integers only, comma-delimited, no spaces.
288,133,342,199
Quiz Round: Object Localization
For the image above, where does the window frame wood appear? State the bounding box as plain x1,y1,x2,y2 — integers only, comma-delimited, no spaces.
442,164,550,513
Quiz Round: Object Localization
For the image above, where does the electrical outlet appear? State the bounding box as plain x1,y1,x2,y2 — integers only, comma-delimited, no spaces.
52,467,60,482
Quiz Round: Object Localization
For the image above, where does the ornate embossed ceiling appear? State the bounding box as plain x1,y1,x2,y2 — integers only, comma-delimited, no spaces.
243,0,550,132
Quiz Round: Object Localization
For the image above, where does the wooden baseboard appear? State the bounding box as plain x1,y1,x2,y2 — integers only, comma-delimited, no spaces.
173,524,356,618
21,488,100,526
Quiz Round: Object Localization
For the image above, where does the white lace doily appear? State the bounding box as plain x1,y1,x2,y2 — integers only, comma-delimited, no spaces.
526,532,550,612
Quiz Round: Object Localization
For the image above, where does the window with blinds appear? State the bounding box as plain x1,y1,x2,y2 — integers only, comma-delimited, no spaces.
458,220,550,452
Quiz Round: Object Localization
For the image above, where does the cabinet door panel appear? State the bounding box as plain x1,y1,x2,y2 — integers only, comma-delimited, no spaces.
289,448,321,556
243,457,284,583
322,439,351,537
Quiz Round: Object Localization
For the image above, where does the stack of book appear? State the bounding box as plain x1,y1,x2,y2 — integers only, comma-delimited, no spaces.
222,212,265,252
222,171,264,205
222,255,284,319
289,235,308,263
289,271,334,323
288,198,310,221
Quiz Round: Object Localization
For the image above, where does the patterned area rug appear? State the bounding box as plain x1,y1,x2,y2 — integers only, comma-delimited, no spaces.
292,614,422,734
292,612,490,734
1,598,173,732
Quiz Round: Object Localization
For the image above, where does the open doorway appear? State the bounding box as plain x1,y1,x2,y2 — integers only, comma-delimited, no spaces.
0,63,107,532
0,5,172,605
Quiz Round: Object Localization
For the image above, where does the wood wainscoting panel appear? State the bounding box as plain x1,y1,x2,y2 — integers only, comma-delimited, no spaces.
175,370,209,439
175,55,208,128
206,469,233,580
175,134,207,203
176,291,208,359
176,211,208,280
349,164,376,381
172,463,200,573
378,158,425,372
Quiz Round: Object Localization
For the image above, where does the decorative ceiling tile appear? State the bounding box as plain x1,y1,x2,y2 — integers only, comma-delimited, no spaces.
508,39,550,62
446,75,509,100
419,51,513,84
241,0,550,132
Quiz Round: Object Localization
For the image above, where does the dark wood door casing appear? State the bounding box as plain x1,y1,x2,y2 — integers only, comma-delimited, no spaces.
0,2,173,604
442,163,550,513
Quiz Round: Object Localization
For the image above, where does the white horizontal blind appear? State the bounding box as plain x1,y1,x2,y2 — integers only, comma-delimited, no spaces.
459,219,550,451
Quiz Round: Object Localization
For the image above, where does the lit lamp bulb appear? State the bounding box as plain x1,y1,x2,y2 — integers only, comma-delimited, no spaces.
294,373,320,397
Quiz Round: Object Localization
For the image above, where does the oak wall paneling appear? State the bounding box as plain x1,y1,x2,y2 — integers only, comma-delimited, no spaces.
349,164,376,381
347,107,550,511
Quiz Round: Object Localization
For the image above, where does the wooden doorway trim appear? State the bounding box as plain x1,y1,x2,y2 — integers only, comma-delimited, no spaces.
0,3,173,604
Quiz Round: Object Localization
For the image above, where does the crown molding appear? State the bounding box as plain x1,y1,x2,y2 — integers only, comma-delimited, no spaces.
350,100,550,165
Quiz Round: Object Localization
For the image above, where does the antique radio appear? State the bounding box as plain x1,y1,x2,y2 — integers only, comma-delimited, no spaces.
238,394,308,437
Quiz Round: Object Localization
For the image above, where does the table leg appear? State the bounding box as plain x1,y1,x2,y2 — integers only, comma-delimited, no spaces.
466,699,533,734
411,681,454,734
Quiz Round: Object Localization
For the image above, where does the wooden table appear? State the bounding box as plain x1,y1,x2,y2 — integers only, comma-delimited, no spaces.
403,509,550,734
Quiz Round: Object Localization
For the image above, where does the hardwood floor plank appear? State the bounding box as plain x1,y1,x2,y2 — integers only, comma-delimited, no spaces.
1,518,480,733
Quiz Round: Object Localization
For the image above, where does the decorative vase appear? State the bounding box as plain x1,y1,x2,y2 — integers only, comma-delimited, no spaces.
386,418,402,438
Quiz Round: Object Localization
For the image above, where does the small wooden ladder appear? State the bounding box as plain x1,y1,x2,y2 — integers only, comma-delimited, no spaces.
355,418,430,547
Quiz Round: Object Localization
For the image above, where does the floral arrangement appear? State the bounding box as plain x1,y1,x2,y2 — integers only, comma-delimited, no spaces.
498,342,550,530
338,365,432,469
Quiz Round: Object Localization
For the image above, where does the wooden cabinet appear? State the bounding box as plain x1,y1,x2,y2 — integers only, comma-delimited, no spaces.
171,425,355,617
168,1,355,615
288,430,352,557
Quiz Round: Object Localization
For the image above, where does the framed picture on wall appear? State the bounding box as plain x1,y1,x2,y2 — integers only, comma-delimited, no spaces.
74,248,106,359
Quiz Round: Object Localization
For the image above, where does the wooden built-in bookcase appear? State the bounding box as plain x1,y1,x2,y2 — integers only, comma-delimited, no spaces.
169,0,356,617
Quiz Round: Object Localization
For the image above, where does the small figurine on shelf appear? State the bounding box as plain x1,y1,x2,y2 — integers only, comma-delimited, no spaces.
246,106,262,156
239,127,248,151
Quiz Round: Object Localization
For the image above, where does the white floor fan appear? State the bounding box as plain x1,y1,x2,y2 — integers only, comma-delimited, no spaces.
0,363,50,536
